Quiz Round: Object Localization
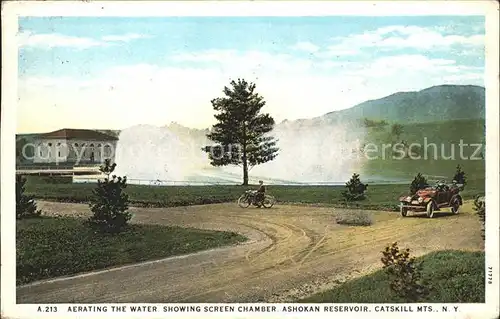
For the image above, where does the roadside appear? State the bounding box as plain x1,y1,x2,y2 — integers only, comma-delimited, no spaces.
299,250,485,303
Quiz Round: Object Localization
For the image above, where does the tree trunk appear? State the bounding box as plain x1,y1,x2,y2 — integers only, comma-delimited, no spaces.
242,132,248,185
242,155,249,186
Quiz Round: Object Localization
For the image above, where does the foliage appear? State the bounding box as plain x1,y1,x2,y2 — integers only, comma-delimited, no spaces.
202,79,279,185
410,173,428,194
300,250,484,303
341,173,368,202
380,242,430,302
473,195,485,240
453,164,467,186
335,210,373,226
16,174,41,219
16,216,247,285
88,159,131,232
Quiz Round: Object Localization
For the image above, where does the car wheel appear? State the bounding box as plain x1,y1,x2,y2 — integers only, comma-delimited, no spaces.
400,203,408,217
426,201,435,218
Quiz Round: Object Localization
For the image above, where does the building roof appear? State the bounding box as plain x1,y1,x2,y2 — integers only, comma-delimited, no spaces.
38,129,119,141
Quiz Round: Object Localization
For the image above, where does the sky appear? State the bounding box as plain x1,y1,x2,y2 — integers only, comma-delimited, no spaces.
17,16,485,133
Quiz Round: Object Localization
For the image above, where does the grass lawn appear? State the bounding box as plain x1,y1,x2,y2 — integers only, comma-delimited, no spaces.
300,250,485,303
16,216,247,285
24,177,485,212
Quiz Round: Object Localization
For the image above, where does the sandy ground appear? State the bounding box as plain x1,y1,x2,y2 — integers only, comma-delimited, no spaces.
16,200,484,303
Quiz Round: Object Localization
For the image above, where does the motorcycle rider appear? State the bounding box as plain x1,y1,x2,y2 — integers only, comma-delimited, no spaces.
256,180,266,203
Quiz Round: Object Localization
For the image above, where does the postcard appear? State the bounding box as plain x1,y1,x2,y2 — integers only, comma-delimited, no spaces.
1,1,499,319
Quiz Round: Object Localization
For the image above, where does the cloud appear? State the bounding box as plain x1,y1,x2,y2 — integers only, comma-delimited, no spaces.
291,41,320,53
18,31,107,50
323,25,484,57
375,25,484,49
343,54,482,80
101,33,152,42
351,54,457,75
18,31,152,50
169,49,314,75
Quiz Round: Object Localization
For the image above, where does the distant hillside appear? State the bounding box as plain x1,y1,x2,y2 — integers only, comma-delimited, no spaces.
362,118,485,182
322,85,485,124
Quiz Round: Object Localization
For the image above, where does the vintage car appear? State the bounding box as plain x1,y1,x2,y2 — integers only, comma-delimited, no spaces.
399,181,463,218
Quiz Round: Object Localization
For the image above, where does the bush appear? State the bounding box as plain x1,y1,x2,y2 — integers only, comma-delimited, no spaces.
409,173,428,194
88,160,132,233
16,175,41,219
335,210,373,226
381,242,430,302
341,173,368,202
473,195,485,240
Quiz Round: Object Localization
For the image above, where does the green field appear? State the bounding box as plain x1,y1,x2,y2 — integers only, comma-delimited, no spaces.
24,175,485,211
16,216,247,285
300,250,485,303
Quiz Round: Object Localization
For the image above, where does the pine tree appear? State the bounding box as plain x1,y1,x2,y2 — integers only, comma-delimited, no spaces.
381,242,430,302
341,173,368,201
410,173,428,194
88,159,131,232
202,78,279,185
16,175,41,219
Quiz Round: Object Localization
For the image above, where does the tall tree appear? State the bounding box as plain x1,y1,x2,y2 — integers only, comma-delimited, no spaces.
203,79,279,185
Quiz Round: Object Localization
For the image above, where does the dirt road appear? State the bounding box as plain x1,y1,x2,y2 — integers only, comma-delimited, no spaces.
17,201,484,303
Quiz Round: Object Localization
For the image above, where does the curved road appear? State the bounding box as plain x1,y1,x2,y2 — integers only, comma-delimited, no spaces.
17,201,484,303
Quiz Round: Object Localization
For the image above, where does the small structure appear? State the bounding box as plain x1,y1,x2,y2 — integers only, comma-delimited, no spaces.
17,128,118,166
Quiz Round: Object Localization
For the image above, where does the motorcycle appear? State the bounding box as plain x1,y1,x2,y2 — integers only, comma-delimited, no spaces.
238,190,276,208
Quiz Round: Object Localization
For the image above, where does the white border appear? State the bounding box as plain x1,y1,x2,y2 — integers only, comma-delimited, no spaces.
2,1,499,319
0,0,494,16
